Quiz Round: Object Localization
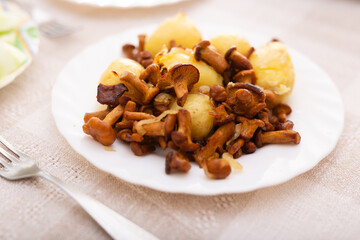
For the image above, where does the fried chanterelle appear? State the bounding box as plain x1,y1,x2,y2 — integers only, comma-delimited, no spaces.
83,13,301,180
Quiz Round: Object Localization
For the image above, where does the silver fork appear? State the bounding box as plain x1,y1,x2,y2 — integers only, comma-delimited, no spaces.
31,8,76,38
0,136,158,240
6,0,76,38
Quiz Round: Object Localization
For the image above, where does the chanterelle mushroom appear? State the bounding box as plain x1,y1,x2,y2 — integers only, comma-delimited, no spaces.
273,104,292,123
226,82,266,118
118,71,159,104
225,46,253,71
139,63,161,86
157,64,199,107
83,105,124,146
204,158,231,179
232,69,256,84
194,40,228,74
236,116,265,140
171,109,200,152
194,121,235,167
255,129,301,147
165,151,192,174
97,83,128,107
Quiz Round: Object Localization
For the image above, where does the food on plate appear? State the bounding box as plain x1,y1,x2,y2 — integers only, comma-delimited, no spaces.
0,41,27,78
170,93,215,141
155,47,223,90
82,13,301,180
99,58,144,85
210,33,252,56
249,41,295,103
0,2,37,83
145,13,202,57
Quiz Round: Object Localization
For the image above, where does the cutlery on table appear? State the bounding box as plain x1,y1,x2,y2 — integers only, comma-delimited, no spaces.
4,0,76,38
0,136,158,240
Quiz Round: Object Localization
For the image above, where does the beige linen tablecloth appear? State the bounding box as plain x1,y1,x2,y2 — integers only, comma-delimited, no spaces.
0,0,359,239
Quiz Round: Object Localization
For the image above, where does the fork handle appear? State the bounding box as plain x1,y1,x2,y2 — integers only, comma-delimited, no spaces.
37,171,158,240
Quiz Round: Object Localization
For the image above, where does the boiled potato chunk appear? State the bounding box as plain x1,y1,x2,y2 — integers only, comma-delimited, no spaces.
145,13,202,57
99,58,144,85
210,33,252,56
249,42,295,103
155,47,223,90
170,93,214,141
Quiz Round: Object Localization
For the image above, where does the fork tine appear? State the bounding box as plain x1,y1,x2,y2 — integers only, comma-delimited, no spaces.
0,136,21,157
0,143,20,163
0,153,12,168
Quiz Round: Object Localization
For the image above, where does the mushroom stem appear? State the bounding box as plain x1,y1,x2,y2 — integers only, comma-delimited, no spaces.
164,114,177,142
273,104,292,123
123,111,155,121
194,40,228,74
261,130,301,145
165,151,192,174
157,64,199,107
119,71,159,104
171,109,200,152
134,121,165,137
139,63,161,86
228,138,245,155
103,105,125,125
225,46,253,70
194,121,235,167
84,109,110,123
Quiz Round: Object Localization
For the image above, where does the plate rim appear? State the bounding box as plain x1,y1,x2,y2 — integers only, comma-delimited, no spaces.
51,25,344,195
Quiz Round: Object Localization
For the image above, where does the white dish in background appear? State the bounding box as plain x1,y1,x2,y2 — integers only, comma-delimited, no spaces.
63,0,188,8
52,24,344,195
0,2,39,89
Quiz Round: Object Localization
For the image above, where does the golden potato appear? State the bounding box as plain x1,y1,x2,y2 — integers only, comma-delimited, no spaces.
210,33,252,56
99,58,144,85
145,13,202,57
170,93,214,141
155,47,223,90
249,42,295,103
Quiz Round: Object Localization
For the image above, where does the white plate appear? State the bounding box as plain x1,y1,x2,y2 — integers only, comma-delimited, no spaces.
52,24,344,195
63,0,188,8
0,2,40,89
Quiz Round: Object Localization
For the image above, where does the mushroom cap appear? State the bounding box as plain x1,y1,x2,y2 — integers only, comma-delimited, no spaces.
139,63,161,86
274,103,292,115
226,82,266,118
172,64,200,106
157,64,200,107
83,117,116,146
194,40,211,61
120,71,159,104
232,69,256,84
204,158,231,179
97,83,128,107
194,40,228,74
165,151,191,174
169,63,200,86
225,46,237,61
225,46,253,70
